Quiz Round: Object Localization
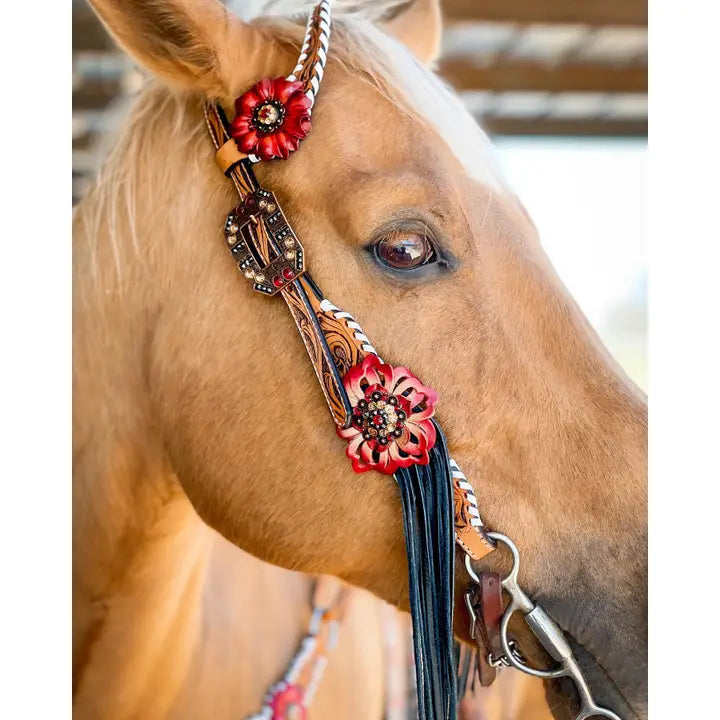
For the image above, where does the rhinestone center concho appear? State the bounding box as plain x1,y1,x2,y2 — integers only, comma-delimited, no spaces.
351,388,408,448
253,100,286,133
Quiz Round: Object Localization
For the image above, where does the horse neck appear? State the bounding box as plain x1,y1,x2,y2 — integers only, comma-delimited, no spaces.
71,403,385,720
72,284,203,713
71,194,295,717
71,208,389,719
71,343,318,718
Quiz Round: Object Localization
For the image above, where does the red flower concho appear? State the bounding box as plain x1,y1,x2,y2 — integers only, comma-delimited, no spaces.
338,354,438,474
267,682,306,720
230,77,311,161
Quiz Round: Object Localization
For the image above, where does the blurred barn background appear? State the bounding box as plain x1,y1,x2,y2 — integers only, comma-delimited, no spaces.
73,0,647,384
72,0,647,200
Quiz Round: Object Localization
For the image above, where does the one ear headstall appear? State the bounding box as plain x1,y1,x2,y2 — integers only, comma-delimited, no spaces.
203,6,631,720
203,3,493,720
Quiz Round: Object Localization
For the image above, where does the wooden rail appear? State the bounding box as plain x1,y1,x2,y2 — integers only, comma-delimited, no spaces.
440,59,647,94
443,0,647,27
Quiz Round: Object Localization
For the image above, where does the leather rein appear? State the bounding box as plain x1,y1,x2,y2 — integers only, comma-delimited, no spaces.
202,3,622,719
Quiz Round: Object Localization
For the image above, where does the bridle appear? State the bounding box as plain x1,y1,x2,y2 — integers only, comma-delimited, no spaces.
202,3,623,719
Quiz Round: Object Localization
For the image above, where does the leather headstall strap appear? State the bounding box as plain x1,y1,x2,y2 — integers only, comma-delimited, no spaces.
246,575,346,720
203,1,501,706
205,102,358,429
466,571,504,686
205,101,496,564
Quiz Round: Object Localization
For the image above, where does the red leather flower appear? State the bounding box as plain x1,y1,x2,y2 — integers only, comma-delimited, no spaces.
338,354,438,474
267,682,306,720
230,77,311,161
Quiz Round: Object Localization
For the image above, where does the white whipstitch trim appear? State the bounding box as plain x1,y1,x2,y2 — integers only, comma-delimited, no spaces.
450,459,485,528
308,607,324,635
304,617,337,703
249,2,332,164
287,8,314,81
287,0,332,113
319,298,378,355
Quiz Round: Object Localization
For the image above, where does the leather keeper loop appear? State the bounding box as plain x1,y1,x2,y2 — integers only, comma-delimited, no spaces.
215,139,248,175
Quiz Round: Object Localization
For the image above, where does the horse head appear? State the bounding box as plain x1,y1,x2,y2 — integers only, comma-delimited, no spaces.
75,1,647,717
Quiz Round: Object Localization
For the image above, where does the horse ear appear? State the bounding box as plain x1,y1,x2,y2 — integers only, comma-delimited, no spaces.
87,0,264,96
380,0,443,66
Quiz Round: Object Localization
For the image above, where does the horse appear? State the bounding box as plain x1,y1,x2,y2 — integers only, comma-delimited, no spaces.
72,1,647,718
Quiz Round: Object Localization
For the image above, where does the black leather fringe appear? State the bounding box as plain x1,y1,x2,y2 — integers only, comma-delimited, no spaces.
455,641,476,700
394,420,456,720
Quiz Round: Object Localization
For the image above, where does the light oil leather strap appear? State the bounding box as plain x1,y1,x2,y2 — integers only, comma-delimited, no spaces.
205,103,356,428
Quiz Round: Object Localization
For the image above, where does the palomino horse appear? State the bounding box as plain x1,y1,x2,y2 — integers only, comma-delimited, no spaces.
73,0,647,718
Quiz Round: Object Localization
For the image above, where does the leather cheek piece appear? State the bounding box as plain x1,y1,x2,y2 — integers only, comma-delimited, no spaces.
467,571,503,687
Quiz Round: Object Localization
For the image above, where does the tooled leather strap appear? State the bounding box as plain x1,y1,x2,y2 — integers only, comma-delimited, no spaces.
451,460,496,561
202,0,494,562
205,103,357,427
287,0,332,108
205,100,495,560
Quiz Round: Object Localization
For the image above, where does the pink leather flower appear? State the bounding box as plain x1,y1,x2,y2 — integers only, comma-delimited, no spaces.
338,354,438,474
230,77,311,161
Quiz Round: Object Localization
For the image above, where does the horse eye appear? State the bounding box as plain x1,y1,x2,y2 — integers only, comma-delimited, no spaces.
375,232,435,270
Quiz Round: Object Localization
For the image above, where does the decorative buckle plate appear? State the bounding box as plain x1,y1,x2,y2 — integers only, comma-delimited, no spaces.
224,187,305,295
